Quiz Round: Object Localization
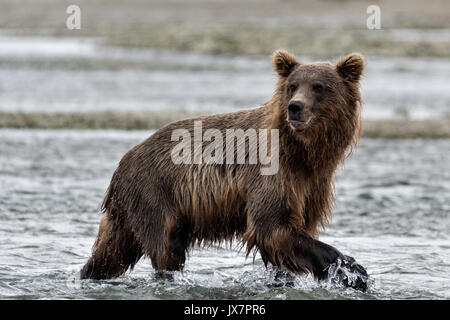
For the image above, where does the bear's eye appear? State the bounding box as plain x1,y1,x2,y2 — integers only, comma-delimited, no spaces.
288,84,298,94
312,84,324,93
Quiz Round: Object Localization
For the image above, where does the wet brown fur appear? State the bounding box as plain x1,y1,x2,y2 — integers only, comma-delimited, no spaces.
81,50,364,281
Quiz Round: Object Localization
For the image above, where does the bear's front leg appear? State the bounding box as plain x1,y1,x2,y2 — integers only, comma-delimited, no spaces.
245,186,368,291
255,230,368,291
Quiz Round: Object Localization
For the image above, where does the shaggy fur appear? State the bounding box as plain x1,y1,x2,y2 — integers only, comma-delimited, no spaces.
80,50,368,290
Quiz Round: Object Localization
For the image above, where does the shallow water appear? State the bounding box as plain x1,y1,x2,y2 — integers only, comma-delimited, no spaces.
0,36,449,119
0,129,449,300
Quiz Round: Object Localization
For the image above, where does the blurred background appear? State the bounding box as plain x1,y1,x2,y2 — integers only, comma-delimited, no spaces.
0,0,449,300
0,0,449,135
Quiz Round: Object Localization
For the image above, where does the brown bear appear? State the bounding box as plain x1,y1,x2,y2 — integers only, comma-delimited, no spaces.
80,50,368,290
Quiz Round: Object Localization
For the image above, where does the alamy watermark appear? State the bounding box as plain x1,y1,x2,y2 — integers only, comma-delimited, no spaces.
366,5,381,29
66,5,81,30
170,121,279,175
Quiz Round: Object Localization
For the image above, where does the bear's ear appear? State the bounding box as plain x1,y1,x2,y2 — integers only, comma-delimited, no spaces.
336,53,365,83
272,50,299,77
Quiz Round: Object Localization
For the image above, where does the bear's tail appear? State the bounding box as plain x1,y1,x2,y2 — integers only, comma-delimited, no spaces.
80,191,143,280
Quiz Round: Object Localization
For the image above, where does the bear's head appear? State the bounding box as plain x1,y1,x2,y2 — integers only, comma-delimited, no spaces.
271,50,364,152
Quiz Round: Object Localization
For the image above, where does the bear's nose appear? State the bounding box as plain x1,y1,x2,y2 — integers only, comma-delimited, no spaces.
288,101,304,119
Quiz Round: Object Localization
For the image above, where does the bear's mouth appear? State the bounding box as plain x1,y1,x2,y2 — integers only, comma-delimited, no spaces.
287,116,314,131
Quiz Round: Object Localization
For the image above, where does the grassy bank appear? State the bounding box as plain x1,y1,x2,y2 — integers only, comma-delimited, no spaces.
1,111,449,139
0,111,198,131
104,27,450,59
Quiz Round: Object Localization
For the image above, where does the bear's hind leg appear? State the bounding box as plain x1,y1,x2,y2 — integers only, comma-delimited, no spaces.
80,213,143,280
151,219,191,277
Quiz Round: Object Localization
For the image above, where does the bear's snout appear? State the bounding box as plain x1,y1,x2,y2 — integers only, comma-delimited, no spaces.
288,101,304,120
287,100,315,131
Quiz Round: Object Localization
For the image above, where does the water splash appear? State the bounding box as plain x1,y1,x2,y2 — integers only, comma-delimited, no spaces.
326,257,369,292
